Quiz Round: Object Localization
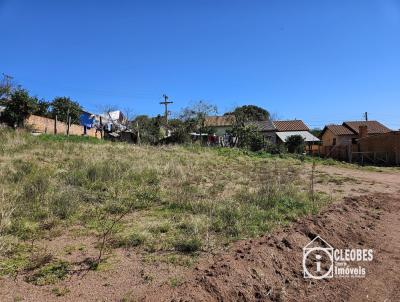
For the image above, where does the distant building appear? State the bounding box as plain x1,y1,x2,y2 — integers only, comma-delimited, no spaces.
204,115,235,136
320,120,391,162
272,120,319,144
321,121,391,148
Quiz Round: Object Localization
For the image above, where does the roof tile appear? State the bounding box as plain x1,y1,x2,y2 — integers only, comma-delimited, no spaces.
343,121,391,134
273,120,309,131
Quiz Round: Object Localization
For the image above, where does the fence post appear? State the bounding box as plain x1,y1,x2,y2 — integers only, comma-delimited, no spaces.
54,115,58,134
67,116,71,136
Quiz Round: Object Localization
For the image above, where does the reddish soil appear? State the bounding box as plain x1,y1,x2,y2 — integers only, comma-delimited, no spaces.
158,193,400,302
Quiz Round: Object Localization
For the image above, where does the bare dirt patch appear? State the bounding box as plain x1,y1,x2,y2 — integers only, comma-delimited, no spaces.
155,193,400,302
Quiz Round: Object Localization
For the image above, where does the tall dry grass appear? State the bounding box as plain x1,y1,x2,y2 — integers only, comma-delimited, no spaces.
0,129,329,279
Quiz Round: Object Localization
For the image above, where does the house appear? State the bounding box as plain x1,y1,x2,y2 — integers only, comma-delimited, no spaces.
204,115,235,136
321,121,391,148
245,120,276,142
272,120,320,144
320,120,391,161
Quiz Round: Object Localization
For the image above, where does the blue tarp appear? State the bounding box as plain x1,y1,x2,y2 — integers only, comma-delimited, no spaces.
80,113,95,129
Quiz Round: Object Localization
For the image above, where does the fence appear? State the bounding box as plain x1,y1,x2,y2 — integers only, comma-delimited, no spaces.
26,115,99,138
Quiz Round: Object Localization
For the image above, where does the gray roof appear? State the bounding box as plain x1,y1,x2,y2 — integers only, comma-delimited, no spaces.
245,120,275,131
276,131,320,142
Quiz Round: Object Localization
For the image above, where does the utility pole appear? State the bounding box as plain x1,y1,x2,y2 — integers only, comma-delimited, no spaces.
160,94,173,124
364,112,368,121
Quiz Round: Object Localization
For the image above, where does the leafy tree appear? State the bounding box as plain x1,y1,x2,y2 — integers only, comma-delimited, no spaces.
2,89,38,127
310,128,322,138
33,98,50,117
132,115,164,144
229,125,265,151
50,97,82,124
226,105,270,124
285,135,305,153
167,119,192,144
179,100,217,143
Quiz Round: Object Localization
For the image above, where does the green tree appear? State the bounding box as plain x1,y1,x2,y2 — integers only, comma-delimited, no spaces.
33,98,50,117
2,89,38,127
167,119,192,144
230,124,265,151
310,128,322,138
227,105,270,124
50,97,82,124
285,135,305,154
179,100,217,143
132,115,164,145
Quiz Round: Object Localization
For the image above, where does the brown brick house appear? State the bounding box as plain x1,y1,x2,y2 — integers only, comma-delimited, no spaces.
320,120,391,161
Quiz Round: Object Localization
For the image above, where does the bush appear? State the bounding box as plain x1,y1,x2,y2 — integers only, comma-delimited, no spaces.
174,237,202,253
25,260,70,285
285,135,305,154
50,190,78,220
112,232,146,248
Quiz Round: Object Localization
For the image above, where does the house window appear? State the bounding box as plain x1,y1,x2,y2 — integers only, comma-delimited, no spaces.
333,138,336,145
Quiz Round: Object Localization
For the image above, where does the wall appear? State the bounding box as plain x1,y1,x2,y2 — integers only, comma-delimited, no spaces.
321,129,356,147
213,126,232,136
26,115,99,138
359,132,400,165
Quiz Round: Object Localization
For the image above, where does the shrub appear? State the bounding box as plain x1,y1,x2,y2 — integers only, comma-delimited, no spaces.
174,237,202,253
25,260,70,285
112,232,146,248
50,190,78,220
286,135,305,154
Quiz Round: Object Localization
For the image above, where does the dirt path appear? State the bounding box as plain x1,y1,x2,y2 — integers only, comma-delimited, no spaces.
314,165,400,196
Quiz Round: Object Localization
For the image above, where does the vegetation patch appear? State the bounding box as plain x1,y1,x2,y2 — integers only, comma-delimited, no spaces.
25,260,70,285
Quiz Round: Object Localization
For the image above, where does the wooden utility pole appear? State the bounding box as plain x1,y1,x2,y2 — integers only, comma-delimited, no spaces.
66,108,70,136
54,115,58,134
364,112,368,121
160,94,173,124
136,121,141,145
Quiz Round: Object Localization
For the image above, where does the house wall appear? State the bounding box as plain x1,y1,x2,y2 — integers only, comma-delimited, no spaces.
359,132,400,165
261,131,276,144
321,129,355,147
26,115,98,138
320,129,358,160
213,126,232,136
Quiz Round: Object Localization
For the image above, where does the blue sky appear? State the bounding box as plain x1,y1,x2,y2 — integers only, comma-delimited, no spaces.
1,0,399,129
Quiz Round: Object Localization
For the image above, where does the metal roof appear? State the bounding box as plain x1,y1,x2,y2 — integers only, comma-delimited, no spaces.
276,131,320,142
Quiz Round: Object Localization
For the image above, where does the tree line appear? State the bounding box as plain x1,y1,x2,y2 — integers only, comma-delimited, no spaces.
0,77,82,127
0,75,306,153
